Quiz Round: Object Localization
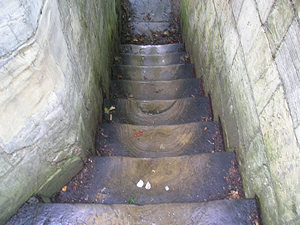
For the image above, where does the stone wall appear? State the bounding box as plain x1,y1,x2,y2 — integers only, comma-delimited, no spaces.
0,0,119,223
181,0,300,224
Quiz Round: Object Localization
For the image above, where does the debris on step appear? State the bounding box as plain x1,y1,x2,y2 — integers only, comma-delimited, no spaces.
145,182,151,190
137,180,144,188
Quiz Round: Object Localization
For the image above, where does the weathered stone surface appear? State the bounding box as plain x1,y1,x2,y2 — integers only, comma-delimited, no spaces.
229,47,260,146
0,0,119,223
181,0,300,224
259,87,300,223
295,0,300,19
237,0,262,54
243,29,273,84
107,97,212,125
231,0,243,21
265,0,294,55
7,200,258,225
253,62,281,114
58,153,237,204
275,19,300,143
242,133,279,224
255,0,276,23
0,155,11,177
37,157,84,199
128,0,172,22
98,121,223,157
0,0,44,57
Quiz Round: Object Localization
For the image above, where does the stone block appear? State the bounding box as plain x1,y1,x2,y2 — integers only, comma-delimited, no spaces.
255,0,276,23
220,97,240,150
295,0,300,20
0,0,43,57
231,0,244,21
253,62,281,114
237,0,262,54
259,86,300,223
244,29,273,84
0,0,119,223
214,0,239,66
210,21,225,77
0,156,12,177
296,125,300,146
229,47,260,146
37,157,83,198
265,0,294,55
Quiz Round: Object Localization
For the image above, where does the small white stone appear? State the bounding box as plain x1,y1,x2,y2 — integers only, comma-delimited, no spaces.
145,182,151,190
165,186,170,191
137,180,144,188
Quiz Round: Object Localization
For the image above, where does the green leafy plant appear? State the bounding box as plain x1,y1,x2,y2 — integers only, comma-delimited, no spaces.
104,106,116,114
129,198,135,204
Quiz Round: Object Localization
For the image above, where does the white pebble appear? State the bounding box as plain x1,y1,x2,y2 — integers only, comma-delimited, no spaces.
160,144,165,150
165,186,170,191
137,180,144,188
145,182,151,190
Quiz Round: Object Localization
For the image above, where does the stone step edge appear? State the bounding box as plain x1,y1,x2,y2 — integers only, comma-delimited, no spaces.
120,43,184,48
113,63,193,68
107,96,208,102
41,198,256,207
103,120,219,128
118,52,187,57
112,77,200,84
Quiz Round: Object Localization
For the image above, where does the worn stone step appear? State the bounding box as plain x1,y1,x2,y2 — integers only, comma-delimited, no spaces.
112,64,194,81
120,43,184,55
105,97,212,125
115,52,188,66
111,79,203,100
127,0,172,22
57,153,241,205
96,122,224,157
8,199,258,225
128,22,172,36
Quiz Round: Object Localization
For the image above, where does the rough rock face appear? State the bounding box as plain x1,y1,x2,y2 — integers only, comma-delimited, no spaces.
181,0,300,224
0,0,119,223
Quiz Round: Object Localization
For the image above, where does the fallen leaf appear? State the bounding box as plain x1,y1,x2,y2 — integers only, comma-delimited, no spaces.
114,56,121,62
104,107,110,114
146,13,151,21
62,186,67,192
133,130,143,138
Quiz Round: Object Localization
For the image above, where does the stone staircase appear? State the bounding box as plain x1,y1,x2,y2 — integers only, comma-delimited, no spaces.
8,43,258,224
7,0,259,223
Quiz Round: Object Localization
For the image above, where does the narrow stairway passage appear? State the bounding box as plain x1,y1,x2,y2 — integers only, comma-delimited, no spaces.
8,0,260,224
